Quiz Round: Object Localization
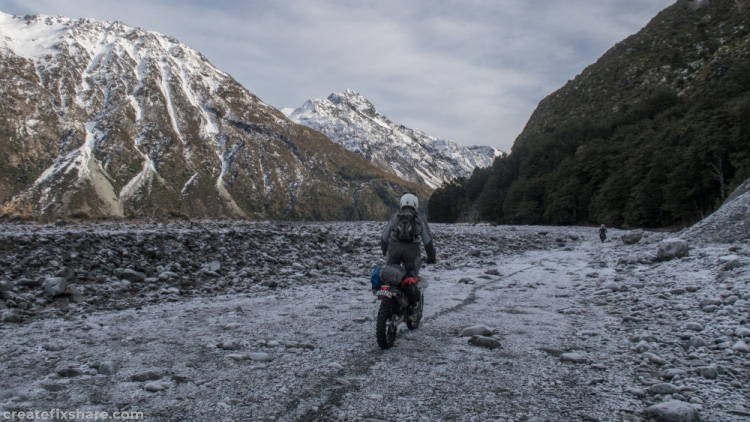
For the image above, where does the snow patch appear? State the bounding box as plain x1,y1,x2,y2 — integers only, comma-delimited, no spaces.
286,90,502,189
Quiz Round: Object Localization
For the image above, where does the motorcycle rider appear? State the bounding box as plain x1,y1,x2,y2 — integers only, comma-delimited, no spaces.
380,192,436,313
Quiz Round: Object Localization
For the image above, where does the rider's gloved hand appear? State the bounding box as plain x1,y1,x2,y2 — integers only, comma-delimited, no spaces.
424,242,436,265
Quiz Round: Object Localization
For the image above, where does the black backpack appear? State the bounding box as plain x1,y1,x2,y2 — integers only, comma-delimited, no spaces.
395,209,417,242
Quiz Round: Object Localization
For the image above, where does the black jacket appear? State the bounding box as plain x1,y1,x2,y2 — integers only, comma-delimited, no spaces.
380,210,436,262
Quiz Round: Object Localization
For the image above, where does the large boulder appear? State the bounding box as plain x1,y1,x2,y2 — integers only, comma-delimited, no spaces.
121,269,146,283
645,400,700,422
656,238,689,261
43,277,68,297
622,230,644,245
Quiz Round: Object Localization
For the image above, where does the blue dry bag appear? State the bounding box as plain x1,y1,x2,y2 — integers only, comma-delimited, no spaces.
370,266,382,289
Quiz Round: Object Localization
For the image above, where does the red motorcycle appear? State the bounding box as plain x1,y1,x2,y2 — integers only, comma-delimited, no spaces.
373,265,424,349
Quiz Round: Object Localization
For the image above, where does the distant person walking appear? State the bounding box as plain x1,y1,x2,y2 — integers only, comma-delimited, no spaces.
599,224,607,242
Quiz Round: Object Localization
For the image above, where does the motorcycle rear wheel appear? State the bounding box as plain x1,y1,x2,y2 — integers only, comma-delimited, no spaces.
376,299,399,349
406,292,423,330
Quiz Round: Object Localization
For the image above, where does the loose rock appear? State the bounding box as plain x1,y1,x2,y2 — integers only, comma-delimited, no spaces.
130,370,163,382
43,277,68,297
57,367,83,377
732,340,749,353
98,361,118,376
656,238,689,261
643,352,667,365
218,340,242,351
144,381,169,392
645,400,700,422
622,230,644,245
1,309,21,323
649,383,679,395
687,336,707,350
54,266,75,281
121,269,146,283
697,366,718,379
0,279,13,291
561,352,587,364
467,335,501,350
248,352,273,362
661,369,687,380
459,325,494,337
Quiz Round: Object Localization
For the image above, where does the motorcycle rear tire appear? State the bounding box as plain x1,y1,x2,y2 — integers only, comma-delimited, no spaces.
376,299,399,349
406,292,423,330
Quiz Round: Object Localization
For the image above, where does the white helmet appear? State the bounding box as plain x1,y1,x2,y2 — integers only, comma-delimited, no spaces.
400,192,418,210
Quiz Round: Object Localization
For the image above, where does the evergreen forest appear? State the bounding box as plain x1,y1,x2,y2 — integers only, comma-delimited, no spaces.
429,0,750,228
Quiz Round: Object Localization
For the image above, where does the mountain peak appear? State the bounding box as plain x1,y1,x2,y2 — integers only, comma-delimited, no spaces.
328,89,366,103
286,91,502,189
327,90,377,116
328,89,372,105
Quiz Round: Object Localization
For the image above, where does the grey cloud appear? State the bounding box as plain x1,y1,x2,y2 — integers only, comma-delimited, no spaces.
0,0,675,150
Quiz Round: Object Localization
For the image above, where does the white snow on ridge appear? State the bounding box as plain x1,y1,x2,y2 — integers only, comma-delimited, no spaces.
1,11,253,212
286,89,503,189
181,172,199,195
118,153,155,202
0,12,68,58
1,11,226,142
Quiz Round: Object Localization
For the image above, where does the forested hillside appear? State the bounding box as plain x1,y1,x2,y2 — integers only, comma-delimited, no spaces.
429,0,750,228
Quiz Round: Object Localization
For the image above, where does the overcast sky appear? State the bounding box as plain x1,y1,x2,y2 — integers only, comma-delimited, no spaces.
0,0,675,152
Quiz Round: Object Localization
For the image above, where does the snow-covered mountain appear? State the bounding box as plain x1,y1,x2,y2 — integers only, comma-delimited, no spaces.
284,90,503,189
0,13,425,220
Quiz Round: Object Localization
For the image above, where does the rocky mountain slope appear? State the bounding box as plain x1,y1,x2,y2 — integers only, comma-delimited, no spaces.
284,90,502,189
0,13,425,221
683,178,750,244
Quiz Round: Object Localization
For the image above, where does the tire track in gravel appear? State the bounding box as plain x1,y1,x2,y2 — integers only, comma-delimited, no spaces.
426,251,567,323
293,253,566,421
425,263,537,323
